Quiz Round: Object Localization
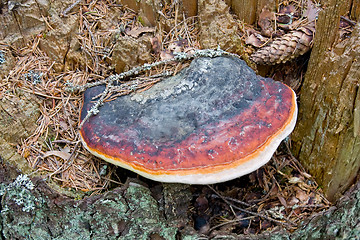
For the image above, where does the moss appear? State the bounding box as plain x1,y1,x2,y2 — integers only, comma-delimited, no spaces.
137,16,145,26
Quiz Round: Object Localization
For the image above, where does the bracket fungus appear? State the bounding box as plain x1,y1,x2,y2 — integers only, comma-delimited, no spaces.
79,57,297,184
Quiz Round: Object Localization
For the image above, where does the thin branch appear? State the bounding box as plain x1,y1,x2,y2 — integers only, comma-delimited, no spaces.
62,0,83,17
78,80,113,129
207,185,296,229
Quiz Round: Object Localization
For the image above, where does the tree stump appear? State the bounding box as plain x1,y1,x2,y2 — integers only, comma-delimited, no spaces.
292,0,360,202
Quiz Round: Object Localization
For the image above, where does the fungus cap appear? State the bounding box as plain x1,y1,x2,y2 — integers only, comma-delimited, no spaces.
79,57,297,184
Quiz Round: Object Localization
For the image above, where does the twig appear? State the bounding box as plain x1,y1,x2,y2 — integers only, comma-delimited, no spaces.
284,204,325,209
340,16,357,26
66,48,237,92
62,0,82,17
78,80,113,129
209,216,254,233
101,176,123,185
21,88,79,100
83,19,99,72
51,139,78,145
207,185,296,228
49,141,81,177
211,194,253,208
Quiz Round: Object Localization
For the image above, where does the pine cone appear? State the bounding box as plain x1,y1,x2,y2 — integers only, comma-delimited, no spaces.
250,22,316,65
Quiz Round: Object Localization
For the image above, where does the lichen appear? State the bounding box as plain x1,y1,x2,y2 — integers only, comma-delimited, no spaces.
0,51,5,65
23,70,43,85
0,176,179,239
122,182,177,240
0,174,39,213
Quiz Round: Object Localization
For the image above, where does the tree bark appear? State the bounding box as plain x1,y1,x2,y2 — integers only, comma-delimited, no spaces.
1,164,359,239
291,0,360,202
230,0,278,25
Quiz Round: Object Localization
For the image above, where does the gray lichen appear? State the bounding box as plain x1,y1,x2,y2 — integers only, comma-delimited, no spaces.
23,70,43,85
0,174,39,213
0,51,5,65
0,176,178,239
1,172,359,239
122,182,177,240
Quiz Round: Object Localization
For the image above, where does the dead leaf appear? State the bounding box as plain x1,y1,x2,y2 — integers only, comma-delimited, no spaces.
295,187,309,203
277,193,288,207
258,8,275,37
125,26,155,38
43,150,71,160
59,119,69,131
277,14,292,24
288,176,302,184
305,0,320,22
195,194,209,212
160,50,174,60
301,171,312,179
168,39,188,53
260,220,272,230
151,36,162,55
277,19,303,31
183,47,196,55
287,196,299,206
168,42,183,53
245,34,267,48
278,4,297,15
309,192,323,204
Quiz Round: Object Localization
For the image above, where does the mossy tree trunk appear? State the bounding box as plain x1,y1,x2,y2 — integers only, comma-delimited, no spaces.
292,0,360,202
1,163,359,239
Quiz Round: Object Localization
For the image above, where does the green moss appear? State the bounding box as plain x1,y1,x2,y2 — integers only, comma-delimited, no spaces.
137,16,145,26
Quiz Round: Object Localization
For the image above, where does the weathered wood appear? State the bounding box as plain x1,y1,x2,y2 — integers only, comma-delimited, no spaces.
198,0,244,54
181,0,197,17
0,0,48,46
120,0,198,25
231,0,257,25
292,0,360,202
120,0,157,26
0,92,40,175
350,0,360,21
230,0,277,25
